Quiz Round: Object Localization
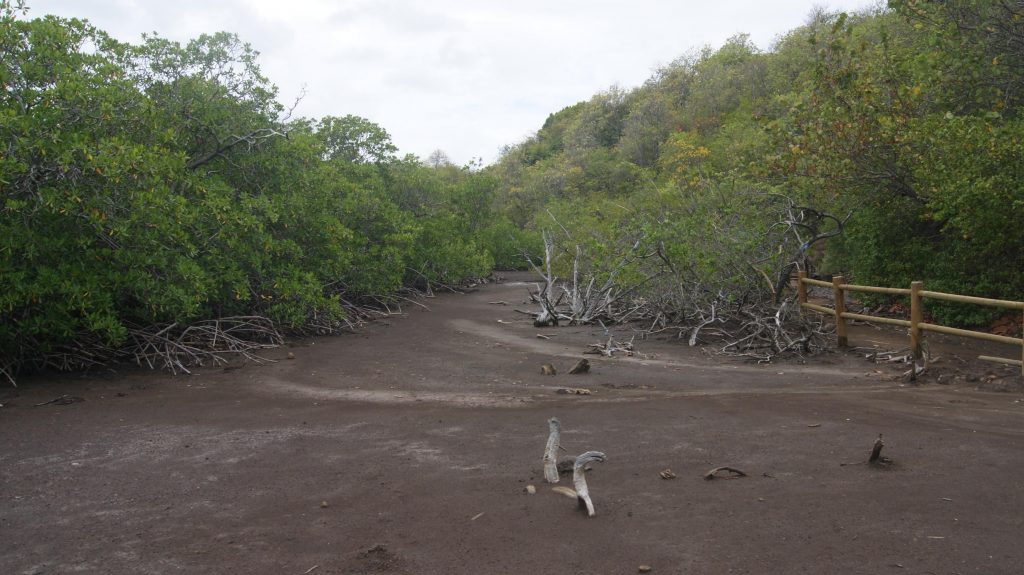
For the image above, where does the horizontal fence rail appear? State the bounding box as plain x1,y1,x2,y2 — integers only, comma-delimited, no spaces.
797,272,1023,377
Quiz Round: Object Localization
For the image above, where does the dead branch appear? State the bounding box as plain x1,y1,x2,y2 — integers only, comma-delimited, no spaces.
869,434,884,463
560,236,656,325
704,466,747,480
688,300,718,346
34,394,84,406
841,434,893,467
551,486,577,498
586,325,638,358
1,365,16,388
573,451,607,517
525,231,561,327
126,316,282,375
555,388,592,395
186,127,291,170
543,417,561,484
766,196,851,301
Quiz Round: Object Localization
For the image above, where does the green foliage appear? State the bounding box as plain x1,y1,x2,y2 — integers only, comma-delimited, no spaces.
477,216,541,270
773,2,1024,316
564,88,629,155
491,1,1024,328
317,115,398,164
0,9,505,375
5,0,1023,377
683,34,767,134
617,90,673,167
406,214,493,287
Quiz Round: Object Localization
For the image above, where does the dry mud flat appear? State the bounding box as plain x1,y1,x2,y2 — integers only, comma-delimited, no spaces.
2,273,1024,574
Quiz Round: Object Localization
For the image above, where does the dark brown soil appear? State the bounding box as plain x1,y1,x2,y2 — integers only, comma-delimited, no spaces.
2,273,1023,574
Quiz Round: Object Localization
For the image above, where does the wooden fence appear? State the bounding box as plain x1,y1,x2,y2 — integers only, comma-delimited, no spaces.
797,271,1024,376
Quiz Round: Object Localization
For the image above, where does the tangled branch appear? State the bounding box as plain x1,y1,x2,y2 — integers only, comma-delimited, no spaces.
527,193,847,364
126,316,283,374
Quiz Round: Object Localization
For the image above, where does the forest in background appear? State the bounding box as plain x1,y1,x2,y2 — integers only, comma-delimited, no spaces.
491,0,1022,342
2,0,1022,381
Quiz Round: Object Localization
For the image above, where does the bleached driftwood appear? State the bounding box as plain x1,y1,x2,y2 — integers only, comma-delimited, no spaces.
551,486,577,498
574,451,607,517
527,231,561,327
543,418,561,483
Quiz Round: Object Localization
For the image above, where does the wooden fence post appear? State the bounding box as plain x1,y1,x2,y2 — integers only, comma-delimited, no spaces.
832,275,847,347
797,271,808,307
910,281,923,366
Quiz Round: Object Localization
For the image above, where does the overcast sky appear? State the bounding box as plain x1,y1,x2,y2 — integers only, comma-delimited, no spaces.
26,0,877,166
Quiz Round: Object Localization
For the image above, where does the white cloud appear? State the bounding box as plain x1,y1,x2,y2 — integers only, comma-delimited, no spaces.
25,0,878,165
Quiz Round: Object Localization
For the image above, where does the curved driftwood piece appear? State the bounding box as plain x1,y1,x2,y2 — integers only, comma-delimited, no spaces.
543,418,562,483
551,486,577,498
703,466,747,480
574,451,607,517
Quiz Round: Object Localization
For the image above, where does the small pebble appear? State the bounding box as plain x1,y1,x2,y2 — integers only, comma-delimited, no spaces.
639,565,652,573
320,501,329,508
287,352,295,360
525,485,536,495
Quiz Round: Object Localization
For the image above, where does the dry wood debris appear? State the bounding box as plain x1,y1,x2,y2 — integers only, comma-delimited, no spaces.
704,466,748,480
543,417,561,484
555,388,592,395
573,451,607,517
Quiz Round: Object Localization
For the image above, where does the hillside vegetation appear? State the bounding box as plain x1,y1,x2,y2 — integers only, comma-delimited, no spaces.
491,0,1023,335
